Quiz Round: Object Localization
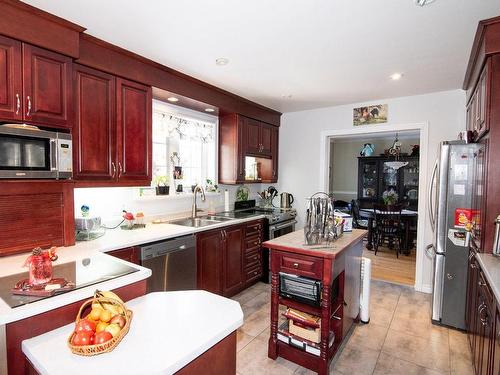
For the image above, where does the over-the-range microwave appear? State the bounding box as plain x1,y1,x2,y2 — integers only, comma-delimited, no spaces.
0,124,72,179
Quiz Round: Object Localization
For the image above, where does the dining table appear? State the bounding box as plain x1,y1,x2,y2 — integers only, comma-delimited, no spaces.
359,208,418,253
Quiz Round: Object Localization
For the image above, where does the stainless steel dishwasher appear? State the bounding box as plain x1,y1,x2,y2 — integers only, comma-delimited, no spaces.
139,235,196,293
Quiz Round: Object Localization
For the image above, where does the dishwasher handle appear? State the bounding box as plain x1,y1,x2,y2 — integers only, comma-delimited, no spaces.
156,244,188,257
139,236,195,260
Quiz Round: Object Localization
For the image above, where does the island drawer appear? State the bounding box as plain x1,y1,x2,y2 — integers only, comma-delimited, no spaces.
246,221,263,238
277,253,323,279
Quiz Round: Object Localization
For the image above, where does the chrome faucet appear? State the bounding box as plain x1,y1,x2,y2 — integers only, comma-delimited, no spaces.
192,184,206,218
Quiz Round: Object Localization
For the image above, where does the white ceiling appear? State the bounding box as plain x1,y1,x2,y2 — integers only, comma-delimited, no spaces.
23,0,500,113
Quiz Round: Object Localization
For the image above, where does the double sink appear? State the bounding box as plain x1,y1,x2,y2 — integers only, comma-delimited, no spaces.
169,215,234,228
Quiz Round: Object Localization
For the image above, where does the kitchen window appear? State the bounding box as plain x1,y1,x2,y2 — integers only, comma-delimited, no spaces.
152,101,217,190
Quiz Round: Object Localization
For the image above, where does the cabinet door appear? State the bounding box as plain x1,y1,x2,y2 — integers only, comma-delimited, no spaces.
466,248,479,349
223,226,244,297
477,64,489,139
197,230,223,295
116,78,152,182
479,299,494,375
466,102,474,134
245,117,261,154
358,159,378,204
260,123,273,155
0,35,22,121
73,65,116,180
493,309,500,375
22,44,72,128
271,126,279,182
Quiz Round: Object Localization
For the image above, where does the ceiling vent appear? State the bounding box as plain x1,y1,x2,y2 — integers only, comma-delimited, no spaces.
415,0,435,6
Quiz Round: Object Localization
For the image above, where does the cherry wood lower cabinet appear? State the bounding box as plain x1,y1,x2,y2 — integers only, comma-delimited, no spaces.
6,280,147,375
197,220,264,297
107,247,140,265
466,250,500,375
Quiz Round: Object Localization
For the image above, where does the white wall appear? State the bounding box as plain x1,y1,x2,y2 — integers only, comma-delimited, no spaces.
278,89,466,292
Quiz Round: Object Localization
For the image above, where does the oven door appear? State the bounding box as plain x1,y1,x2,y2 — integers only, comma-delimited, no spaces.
269,219,297,240
0,128,57,178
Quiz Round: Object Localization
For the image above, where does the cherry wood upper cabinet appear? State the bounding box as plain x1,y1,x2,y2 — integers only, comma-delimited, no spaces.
222,226,244,296
270,126,279,183
245,117,262,154
0,35,22,121
219,113,279,184
73,64,116,180
23,44,72,128
260,123,273,155
116,78,152,182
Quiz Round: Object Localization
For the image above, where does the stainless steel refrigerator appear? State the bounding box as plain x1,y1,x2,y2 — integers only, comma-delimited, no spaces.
427,140,479,329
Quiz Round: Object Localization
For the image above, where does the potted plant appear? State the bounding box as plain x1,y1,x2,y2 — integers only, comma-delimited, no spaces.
153,175,170,195
205,179,218,193
382,189,398,205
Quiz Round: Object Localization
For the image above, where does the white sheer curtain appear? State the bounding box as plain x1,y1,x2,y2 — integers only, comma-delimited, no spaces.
152,107,216,189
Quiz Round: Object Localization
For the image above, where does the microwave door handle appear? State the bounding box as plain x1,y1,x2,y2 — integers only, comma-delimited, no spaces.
50,139,57,171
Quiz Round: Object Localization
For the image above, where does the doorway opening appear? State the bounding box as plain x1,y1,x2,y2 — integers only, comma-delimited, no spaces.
328,129,421,286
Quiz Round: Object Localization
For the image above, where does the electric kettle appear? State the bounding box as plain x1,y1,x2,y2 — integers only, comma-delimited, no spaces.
280,192,294,209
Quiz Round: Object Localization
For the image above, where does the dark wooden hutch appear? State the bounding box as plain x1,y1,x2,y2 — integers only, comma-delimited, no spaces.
357,155,419,209
463,15,500,375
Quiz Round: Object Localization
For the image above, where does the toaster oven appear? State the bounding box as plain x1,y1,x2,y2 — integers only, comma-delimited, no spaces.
279,272,322,307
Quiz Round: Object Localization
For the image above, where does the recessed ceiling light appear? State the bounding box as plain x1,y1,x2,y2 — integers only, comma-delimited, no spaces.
205,108,215,113
415,0,435,6
215,58,229,66
281,94,293,99
390,73,403,80
167,97,179,102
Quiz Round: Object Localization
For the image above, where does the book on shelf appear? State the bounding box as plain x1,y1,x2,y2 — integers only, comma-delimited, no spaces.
277,321,335,357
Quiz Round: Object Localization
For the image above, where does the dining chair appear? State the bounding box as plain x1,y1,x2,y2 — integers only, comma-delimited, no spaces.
351,200,368,229
373,203,404,258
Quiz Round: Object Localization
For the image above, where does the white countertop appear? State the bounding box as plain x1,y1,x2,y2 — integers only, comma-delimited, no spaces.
476,253,500,304
22,291,243,375
0,215,263,325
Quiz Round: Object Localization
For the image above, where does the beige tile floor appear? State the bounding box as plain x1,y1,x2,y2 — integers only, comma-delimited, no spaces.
232,279,474,375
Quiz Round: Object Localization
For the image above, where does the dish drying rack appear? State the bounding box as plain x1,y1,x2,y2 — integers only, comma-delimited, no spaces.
304,192,344,246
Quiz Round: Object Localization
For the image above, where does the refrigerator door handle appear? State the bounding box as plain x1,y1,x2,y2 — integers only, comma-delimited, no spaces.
428,158,438,232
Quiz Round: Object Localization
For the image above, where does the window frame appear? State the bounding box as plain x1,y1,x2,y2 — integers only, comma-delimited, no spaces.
152,99,219,187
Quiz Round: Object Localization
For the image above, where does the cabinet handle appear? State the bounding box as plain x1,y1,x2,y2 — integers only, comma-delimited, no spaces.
118,162,122,178
254,256,258,260
253,271,258,275
15,94,20,115
26,96,31,117
293,262,299,268
478,280,486,287
111,162,116,178
471,264,476,269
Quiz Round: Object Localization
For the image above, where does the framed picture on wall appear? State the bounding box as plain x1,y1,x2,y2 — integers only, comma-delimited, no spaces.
353,104,388,126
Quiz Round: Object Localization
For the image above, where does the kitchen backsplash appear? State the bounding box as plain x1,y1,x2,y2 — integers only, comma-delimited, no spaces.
74,184,272,226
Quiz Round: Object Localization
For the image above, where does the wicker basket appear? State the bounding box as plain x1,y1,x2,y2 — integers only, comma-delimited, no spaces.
67,294,132,356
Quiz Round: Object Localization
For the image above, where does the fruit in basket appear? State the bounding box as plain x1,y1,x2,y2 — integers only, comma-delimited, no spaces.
99,309,112,323
75,319,96,334
72,332,93,346
92,290,125,316
110,314,126,329
94,331,113,344
95,321,109,333
105,323,121,338
89,307,103,321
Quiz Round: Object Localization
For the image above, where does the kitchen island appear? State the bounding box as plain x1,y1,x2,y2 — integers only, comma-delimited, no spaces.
263,228,366,375
22,291,243,375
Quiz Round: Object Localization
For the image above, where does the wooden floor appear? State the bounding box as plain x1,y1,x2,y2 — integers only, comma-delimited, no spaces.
363,245,416,286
